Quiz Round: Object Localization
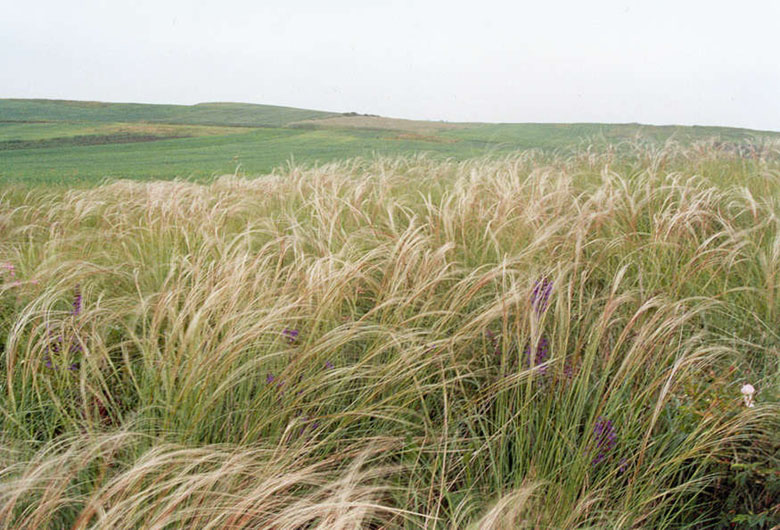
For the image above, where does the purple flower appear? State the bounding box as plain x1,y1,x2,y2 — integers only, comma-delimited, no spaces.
282,328,299,344
592,417,618,465
266,373,275,384
46,330,63,354
324,360,334,370
42,356,79,372
523,336,549,374
72,286,82,316
531,278,552,314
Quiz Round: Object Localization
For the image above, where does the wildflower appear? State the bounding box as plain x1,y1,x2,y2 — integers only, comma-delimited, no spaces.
266,373,275,384
72,285,82,316
42,356,79,371
592,416,617,465
282,328,299,344
531,278,553,314
48,334,62,354
524,336,549,374
741,384,755,408
324,360,334,369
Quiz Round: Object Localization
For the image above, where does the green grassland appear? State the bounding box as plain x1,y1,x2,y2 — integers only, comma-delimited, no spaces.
1,100,779,527
0,98,337,127
1,145,778,527
1,98,778,185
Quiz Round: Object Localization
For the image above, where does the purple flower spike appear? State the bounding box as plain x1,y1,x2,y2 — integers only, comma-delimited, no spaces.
72,285,82,316
43,356,79,372
282,328,299,344
592,417,618,465
325,360,334,369
531,278,553,314
266,373,275,384
524,336,549,374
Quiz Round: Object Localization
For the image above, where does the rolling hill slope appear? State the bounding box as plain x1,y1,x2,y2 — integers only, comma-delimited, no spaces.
1,98,777,185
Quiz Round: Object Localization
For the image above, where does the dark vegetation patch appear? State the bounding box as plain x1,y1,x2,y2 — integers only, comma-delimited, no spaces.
0,120,54,124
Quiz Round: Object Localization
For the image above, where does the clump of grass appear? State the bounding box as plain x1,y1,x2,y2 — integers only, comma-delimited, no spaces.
1,140,778,528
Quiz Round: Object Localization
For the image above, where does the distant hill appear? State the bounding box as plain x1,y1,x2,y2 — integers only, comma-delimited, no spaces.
0,99,339,128
1,98,777,185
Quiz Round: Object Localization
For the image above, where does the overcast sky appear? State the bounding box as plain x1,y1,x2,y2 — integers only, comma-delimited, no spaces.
2,0,778,131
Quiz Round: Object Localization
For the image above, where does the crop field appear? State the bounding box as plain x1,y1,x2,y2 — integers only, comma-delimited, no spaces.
1,137,778,527
2,98,779,185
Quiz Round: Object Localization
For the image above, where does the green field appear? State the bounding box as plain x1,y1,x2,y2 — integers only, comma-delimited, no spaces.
2,98,778,185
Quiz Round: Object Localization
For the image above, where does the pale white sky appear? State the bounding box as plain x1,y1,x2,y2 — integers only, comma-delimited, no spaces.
2,0,778,130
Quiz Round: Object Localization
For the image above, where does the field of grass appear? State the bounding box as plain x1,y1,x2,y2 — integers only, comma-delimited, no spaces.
1,141,778,527
2,98,778,185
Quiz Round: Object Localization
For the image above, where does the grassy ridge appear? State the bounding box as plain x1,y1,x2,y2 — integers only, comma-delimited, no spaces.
0,144,778,527
0,99,338,127
2,98,778,185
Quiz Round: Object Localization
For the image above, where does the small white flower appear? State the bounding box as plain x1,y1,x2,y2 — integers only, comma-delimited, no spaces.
741,384,755,408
